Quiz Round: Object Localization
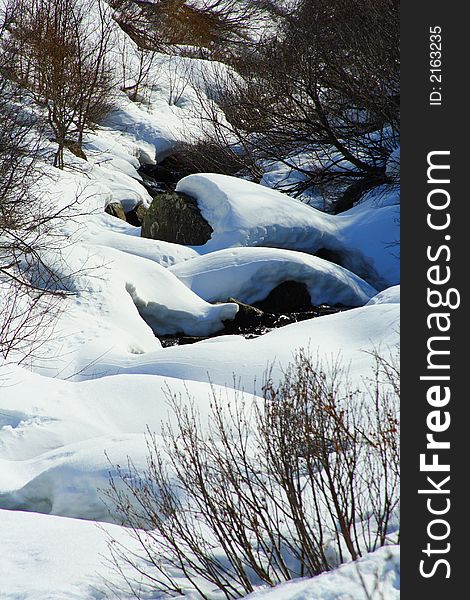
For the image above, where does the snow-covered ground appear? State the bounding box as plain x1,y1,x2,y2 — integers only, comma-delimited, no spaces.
0,509,399,600
0,5,400,597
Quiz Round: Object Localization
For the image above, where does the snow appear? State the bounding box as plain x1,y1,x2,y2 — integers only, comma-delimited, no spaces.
177,173,335,252
0,7,400,597
82,213,199,267
0,366,261,521
63,302,399,388
170,246,378,306
0,509,399,599
245,547,400,600
0,509,144,599
176,173,399,289
367,285,400,306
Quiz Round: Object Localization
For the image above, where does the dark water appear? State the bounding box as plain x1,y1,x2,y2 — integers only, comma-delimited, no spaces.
159,306,349,347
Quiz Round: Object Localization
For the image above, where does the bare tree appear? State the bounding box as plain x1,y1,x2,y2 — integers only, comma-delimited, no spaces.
110,0,271,58
0,6,103,361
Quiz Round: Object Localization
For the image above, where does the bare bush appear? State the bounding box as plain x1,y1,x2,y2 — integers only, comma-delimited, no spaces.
104,350,399,598
0,78,60,361
184,0,399,205
0,9,101,361
110,0,271,59
4,0,114,168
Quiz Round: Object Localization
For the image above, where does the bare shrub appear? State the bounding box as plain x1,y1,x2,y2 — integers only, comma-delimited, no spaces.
110,0,270,59
0,10,101,361
184,0,399,203
4,0,114,168
104,350,399,598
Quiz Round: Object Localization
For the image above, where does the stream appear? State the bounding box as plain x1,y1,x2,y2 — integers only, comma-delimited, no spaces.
136,161,351,347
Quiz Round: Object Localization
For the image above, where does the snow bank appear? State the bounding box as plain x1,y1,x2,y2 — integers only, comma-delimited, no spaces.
367,285,400,306
245,546,400,600
176,174,399,289
66,302,399,388
114,248,238,335
0,434,150,521
83,213,199,267
20,241,239,375
0,509,148,599
170,246,377,306
177,173,336,252
0,365,261,521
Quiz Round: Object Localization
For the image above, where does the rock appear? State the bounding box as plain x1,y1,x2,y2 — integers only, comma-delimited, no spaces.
105,202,126,221
254,280,313,313
125,203,148,227
141,191,213,245
220,297,264,332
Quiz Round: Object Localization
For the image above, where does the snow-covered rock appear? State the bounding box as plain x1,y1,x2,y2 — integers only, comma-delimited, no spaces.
176,174,399,289
170,246,378,306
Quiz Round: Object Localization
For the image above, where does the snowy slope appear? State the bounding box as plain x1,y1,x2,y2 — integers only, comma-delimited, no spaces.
0,366,261,521
57,301,400,388
0,8,400,597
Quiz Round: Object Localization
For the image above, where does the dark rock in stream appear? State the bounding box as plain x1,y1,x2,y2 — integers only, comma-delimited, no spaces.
141,191,213,245
254,281,313,313
158,304,351,347
220,298,264,331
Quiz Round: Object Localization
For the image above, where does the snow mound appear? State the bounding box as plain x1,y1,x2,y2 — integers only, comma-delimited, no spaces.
84,213,200,267
69,302,400,389
176,174,399,289
116,249,238,335
0,508,399,599
170,247,377,306
16,240,240,376
0,366,261,521
176,173,335,252
0,509,148,599
245,546,400,600
367,285,400,306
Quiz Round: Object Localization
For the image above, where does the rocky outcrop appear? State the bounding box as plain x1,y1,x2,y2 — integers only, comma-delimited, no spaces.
141,191,213,245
